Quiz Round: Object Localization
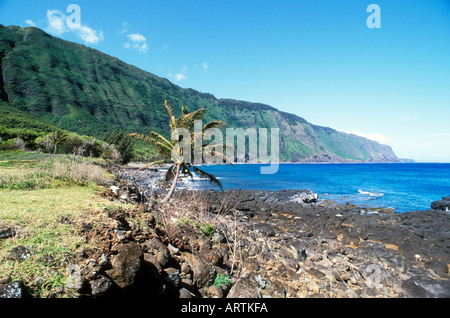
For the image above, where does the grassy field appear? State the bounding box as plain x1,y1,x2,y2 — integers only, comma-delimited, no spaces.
0,150,131,297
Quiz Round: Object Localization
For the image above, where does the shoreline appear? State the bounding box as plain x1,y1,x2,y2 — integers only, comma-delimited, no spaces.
123,163,447,214
128,162,450,169
108,166,450,298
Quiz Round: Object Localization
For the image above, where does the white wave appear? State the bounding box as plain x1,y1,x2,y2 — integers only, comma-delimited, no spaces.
358,190,384,197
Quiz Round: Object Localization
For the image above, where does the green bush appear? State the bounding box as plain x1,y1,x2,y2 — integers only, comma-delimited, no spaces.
0,126,43,150
0,139,18,151
36,132,104,158
0,138,27,151
102,131,134,164
213,274,234,288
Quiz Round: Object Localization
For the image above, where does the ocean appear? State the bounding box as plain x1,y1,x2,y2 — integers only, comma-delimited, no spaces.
186,163,450,213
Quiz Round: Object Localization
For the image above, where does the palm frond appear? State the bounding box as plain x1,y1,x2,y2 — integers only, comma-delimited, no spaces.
201,144,235,165
149,131,173,146
192,166,223,191
164,100,175,120
178,108,207,130
180,163,194,181
129,132,173,155
165,100,179,132
202,120,228,132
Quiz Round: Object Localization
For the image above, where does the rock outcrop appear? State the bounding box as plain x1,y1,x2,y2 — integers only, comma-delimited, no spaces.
431,195,450,211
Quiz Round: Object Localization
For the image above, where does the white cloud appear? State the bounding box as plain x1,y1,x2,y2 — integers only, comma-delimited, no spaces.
77,25,104,44
127,33,146,43
124,41,148,54
175,72,188,82
118,22,128,34
46,10,67,35
343,130,392,145
201,62,208,71
25,19,36,27
123,32,148,54
44,9,103,45
137,43,148,54
174,66,188,82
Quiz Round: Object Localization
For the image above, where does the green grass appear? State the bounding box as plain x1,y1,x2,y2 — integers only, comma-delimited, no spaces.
0,151,110,190
0,186,105,297
179,217,216,238
0,150,129,297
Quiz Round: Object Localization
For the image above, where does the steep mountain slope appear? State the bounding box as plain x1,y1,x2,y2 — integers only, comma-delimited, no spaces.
0,24,399,163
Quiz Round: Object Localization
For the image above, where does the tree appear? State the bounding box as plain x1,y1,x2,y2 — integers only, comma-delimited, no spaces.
130,100,232,202
46,131,68,154
103,130,134,164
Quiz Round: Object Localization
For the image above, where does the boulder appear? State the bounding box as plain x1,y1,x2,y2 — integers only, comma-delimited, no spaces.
227,276,262,298
431,198,450,211
249,222,275,237
163,268,181,288
186,254,216,289
89,275,112,297
141,238,171,267
105,242,143,288
199,248,223,266
179,287,195,298
207,285,224,298
401,275,450,298
424,260,449,277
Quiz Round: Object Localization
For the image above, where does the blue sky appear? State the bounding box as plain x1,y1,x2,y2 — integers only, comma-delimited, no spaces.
0,0,449,162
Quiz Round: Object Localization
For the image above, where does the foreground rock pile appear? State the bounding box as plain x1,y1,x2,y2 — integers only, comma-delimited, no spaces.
70,184,450,297
73,174,450,298
174,189,450,298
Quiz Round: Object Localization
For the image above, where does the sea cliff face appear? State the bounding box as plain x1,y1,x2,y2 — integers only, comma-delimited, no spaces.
0,25,399,163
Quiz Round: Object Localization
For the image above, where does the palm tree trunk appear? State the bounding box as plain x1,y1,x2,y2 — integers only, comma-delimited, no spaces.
162,163,180,202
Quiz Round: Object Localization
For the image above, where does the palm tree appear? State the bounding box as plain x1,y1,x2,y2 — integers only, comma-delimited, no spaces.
47,131,68,154
129,101,233,202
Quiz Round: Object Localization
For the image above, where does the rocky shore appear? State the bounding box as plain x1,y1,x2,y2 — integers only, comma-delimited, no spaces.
2,166,448,299
101,167,450,297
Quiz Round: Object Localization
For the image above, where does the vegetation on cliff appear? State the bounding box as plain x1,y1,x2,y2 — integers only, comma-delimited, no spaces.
0,25,399,163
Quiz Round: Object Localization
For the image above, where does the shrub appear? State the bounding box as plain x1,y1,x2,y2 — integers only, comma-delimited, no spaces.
60,133,84,155
213,274,234,288
0,126,42,150
0,138,26,151
36,132,104,158
101,142,122,163
102,131,134,164
0,139,17,151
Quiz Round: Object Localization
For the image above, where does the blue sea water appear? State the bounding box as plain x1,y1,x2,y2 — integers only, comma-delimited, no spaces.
191,163,450,213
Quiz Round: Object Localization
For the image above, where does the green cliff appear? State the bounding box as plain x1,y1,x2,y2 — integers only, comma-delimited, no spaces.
0,25,399,163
